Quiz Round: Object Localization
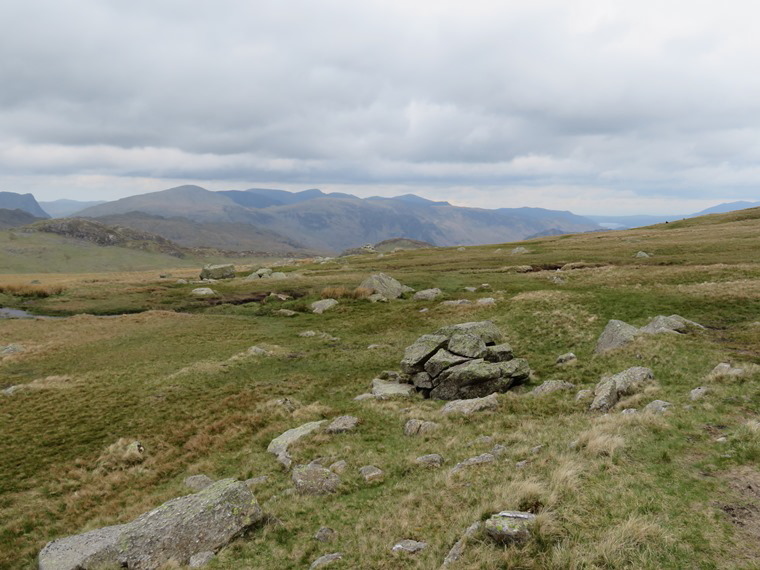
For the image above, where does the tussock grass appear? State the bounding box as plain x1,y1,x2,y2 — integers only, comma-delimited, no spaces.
0,283,65,297
320,286,374,299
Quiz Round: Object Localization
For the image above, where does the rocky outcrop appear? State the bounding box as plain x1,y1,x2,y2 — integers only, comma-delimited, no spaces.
484,511,536,544
589,367,654,412
267,420,326,469
292,464,341,495
200,264,235,280
359,273,407,299
38,479,262,570
399,322,529,400
595,320,639,353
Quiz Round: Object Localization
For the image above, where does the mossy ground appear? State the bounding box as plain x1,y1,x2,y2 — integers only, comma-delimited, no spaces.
3,210,760,569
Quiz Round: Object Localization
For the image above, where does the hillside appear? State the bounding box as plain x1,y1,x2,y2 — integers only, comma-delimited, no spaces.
2,208,760,568
78,185,601,252
39,199,107,218
0,208,44,230
0,192,49,219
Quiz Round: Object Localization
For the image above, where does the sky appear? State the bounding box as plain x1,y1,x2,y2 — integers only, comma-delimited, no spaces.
1,0,760,215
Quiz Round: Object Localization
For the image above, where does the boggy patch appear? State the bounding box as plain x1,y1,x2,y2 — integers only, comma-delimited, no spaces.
715,467,760,560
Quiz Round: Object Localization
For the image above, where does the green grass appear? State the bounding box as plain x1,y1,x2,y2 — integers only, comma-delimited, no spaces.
3,209,760,568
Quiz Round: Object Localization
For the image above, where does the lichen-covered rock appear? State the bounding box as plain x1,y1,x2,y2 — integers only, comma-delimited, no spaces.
359,465,384,482
415,453,444,467
199,264,235,280
314,527,337,542
435,321,503,345
38,480,262,570
189,551,215,568
556,352,577,365
392,539,427,553
400,334,449,374
711,362,745,377
325,415,360,434
449,453,495,475
430,358,529,400
689,386,708,401
441,393,500,415
292,464,341,495
267,420,326,468
311,299,338,314
484,511,536,544
530,380,575,396
411,371,433,389
447,333,487,359
441,521,482,566
310,552,343,569
594,319,639,353
643,400,672,414
404,419,440,436
371,378,415,399
589,367,654,412
413,288,442,301
359,273,405,299
424,349,470,378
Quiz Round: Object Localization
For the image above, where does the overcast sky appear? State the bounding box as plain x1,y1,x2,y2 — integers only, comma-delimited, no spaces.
1,1,759,215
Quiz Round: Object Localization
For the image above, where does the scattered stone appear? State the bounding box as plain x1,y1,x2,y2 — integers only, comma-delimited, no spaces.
189,551,215,568
329,460,348,474
575,389,593,401
359,273,406,299
311,299,339,314
292,464,340,495
634,251,651,258
354,393,374,401
200,264,235,280
359,465,384,483
447,333,487,359
590,367,654,412
314,527,337,542
246,346,268,356
457,246,466,251
464,286,477,293
716,436,728,443
491,444,508,458
620,408,637,415
711,362,745,377
530,380,575,396
372,378,415,400
690,386,708,401
441,393,500,415
2,384,27,396
414,288,443,301
325,415,360,434
404,419,441,436
367,293,388,303
275,309,297,317
441,299,473,306
640,314,704,335
515,460,530,469
415,454,445,467
594,319,639,353
191,287,217,297
392,539,427,554
38,480,262,570
309,552,343,569
450,453,495,475
484,511,536,544
530,445,544,455
270,272,287,280
419,308,429,313
367,344,386,349
441,522,482,566
267,420,326,469
511,247,530,255
479,283,492,291
644,400,672,414
468,435,494,447
176,279,188,284
299,330,317,337
256,267,273,277
556,352,577,365
430,358,529,400
184,474,214,491
477,298,496,306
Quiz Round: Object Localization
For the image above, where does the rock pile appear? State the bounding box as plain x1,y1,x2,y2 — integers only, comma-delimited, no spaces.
399,321,530,400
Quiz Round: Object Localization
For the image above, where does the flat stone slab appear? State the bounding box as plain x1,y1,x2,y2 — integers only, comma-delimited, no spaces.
441,393,499,415
371,378,414,400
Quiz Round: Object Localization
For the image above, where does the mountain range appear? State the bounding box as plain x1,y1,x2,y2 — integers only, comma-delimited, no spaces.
1,188,758,254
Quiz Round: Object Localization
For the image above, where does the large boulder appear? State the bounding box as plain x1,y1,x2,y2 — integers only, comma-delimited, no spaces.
359,273,406,299
594,319,639,353
400,335,449,374
292,464,341,495
590,367,654,412
38,480,262,570
199,264,235,280
430,358,530,400
311,299,339,314
435,321,504,345
441,393,500,415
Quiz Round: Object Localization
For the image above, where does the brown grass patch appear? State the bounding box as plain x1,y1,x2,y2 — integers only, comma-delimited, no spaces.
320,286,373,299
0,283,65,297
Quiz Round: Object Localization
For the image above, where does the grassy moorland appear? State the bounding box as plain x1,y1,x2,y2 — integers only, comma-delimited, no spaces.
2,210,760,569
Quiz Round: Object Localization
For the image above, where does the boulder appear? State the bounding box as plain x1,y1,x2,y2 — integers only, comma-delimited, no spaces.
415,454,445,467
476,297,496,306
711,362,744,377
530,380,575,396
359,273,405,299
414,288,443,301
435,321,503,345
359,465,384,483
191,287,217,297
511,247,530,255
634,251,651,258
392,539,427,554
449,453,495,475
256,268,273,277
310,552,343,569
329,460,348,474
38,479,262,570
199,264,235,280
371,378,415,400
411,371,433,389
589,367,654,412
275,309,297,317
292,464,340,495
441,393,500,415
270,272,288,280
484,511,536,544
314,527,336,542
430,358,529,400
424,349,470,378
311,299,338,314
640,314,703,335
447,333,487,359
484,343,514,363
441,299,473,306
325,415,360,434
367,293,388,303
404,419,440,436
594,319,639,353
556,352,577,365
644,400,672,414
267,420,326,469
400,334,449,374
690,386,708,401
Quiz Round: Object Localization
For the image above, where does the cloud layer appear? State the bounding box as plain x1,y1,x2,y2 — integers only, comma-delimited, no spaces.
1,0,759,213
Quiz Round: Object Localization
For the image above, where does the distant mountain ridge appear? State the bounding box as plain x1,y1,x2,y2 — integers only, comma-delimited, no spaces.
39,199,107,218
0,192,49,218
77,185,601,252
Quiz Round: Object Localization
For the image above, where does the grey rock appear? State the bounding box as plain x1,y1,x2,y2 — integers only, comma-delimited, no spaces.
414,288,442,301
435,321,504,345
270,272,287,280
329,460,348,474
530,380,575,396
244,476,269,487
247,346,268,356
189,551,215,567
275,309,297,317
441,299,473,306
447,333,487,359
457,246,466,251
367,293,388,303
38,480,262,570
267,420,326,467
449,453,496,475
590,367,654,412
690,386,708,401
476,298,497,306
491,444,508,458
412,371,434,389
200,264,235,280
711,362,745,377
0,344,24,356
511,247,530,255
595,319,639,353
256,267,273,277
556,352,577,365
191,287,217,297
310,552,343,569
371,378,415,399
184,474,214,491
515,460,530,468
484,343,514,362
468,435,494,447
464,286,478,292
424,349,470,378
314,527,337,542
404,419,440,436
441,522,482,566
644,400,672,414
621,408,638,415
354,393,374,401
484,511,536,544
392,539,427,553
2,384,27,396
431,358,529,400
400,334,449,373
441,393,500,415
175,279,188,284
292,464,341,495
575,389,593,401
325,415,360,434
415,454,444,467
359,273,405,299
634,251,651,258
299,330,317,337
359,465,384,483
311,299,338,314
